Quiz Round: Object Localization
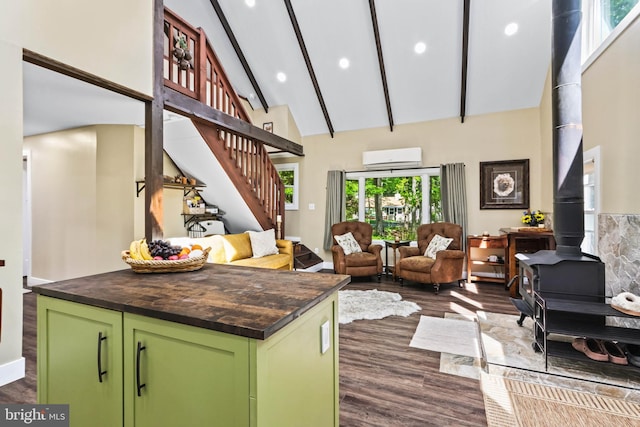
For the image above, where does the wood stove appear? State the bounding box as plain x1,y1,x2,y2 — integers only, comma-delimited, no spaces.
517,250,606,346
511,250,605,328
510,0,595,329
518,250,605,307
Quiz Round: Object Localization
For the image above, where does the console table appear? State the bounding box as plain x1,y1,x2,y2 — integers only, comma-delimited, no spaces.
499,228,556,297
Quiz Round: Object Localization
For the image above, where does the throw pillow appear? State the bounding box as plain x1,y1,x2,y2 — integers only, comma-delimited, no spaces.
247,229,279,258
334,232,362,255
424,234,453,259
221,233,253,262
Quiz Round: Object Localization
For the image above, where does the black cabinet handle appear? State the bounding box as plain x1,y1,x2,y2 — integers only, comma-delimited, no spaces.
97,332,107,383
136,341,146,397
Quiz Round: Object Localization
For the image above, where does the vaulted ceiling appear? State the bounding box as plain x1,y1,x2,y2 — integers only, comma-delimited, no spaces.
165,0,552,137
23,1,553,139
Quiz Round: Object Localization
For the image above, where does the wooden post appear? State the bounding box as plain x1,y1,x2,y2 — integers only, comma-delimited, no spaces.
145,0,165,240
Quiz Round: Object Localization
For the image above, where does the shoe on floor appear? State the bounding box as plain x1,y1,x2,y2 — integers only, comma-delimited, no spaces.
603,341,628,365
611,292,640,316
624,343,640,368
572,337,608,362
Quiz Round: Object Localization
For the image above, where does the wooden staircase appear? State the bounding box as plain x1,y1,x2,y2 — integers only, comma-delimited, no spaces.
294,244,324,271
162,7,292,236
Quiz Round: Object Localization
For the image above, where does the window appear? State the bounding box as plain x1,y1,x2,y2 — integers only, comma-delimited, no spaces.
276,163,299,210
582,147,601,255
345,168,441,241
582,0,640,64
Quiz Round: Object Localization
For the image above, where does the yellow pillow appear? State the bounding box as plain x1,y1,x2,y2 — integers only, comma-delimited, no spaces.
191,235,225,264
221,233,253,262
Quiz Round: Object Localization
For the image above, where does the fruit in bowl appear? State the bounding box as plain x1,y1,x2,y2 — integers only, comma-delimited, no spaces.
127,239,209,261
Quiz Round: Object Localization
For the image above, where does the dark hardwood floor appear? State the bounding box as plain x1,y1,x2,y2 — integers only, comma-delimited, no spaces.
1,277,518,426
338,277,517,426
0,290,37,404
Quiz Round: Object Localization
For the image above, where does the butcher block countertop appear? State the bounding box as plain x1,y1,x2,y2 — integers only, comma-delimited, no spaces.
32,263,350,340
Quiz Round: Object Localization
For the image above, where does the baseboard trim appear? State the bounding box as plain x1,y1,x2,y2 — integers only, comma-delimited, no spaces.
0,357,26,387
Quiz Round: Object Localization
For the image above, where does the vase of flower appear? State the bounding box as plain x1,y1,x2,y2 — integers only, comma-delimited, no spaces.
521,210,545,227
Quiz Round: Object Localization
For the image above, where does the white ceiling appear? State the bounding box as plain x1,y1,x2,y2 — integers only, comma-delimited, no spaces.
22,62,145,137
166,0,552,136
23,0,552,138
20,0,553,234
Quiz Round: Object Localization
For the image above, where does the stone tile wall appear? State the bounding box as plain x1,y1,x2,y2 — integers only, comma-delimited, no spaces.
599,213,640,328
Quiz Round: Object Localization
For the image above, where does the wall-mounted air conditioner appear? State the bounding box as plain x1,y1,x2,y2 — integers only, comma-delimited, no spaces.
362,147,422,170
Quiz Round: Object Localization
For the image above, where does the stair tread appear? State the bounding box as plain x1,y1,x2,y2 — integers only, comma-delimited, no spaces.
294,244,323,269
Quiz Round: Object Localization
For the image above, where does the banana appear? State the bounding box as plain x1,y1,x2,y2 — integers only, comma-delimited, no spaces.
139,239,153,260
129,240,143,260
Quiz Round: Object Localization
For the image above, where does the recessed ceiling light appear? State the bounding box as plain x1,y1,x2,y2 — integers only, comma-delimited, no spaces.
245,0,256,8
339,58,350,69
414,42,427,54
248,93,256,100
505,22,518,36
276,72,287,82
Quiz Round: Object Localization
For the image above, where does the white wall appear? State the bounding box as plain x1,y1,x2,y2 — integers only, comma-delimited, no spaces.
1,1,153,97
0,0,153,376
0,41,26,380
23,126,141,281
297,108,543,262
582,14,640,214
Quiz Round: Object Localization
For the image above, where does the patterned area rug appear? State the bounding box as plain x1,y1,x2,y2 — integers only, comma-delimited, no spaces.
433,311,640,425
481,372,640,427
338,289,421,324
439,311,640,390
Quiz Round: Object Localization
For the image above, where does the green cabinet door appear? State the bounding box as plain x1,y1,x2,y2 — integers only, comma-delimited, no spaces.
123,314,250,427
37,296,123,427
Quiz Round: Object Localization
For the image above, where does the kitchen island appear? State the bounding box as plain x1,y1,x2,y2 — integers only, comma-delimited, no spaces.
33,263,350,427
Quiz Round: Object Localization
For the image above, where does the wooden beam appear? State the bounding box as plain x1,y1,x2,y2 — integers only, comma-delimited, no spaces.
164,88,304,156
368,0,394,132
209,0,270,113
23,50,152,103
283,0,335,137
145,0,166,240
460,0,471,123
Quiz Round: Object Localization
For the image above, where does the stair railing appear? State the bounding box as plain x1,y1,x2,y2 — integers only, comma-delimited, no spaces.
164,7,283,234
164,7,251,122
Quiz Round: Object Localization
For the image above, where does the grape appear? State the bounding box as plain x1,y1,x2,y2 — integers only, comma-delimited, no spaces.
147,239,182,259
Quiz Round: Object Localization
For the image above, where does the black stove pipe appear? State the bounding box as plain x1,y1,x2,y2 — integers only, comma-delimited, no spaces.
552,0,585,256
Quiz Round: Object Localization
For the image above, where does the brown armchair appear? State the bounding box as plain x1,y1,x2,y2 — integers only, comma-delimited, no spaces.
396,222,465,294
331,221,383,282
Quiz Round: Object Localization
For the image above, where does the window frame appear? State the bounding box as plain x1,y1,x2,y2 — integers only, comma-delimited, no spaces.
582,1,640,70
582,146,601,255
345,167,440,241
275,163,299,210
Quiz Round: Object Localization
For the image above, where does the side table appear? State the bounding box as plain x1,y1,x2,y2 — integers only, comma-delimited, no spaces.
383,240,411,281
466,235,507,284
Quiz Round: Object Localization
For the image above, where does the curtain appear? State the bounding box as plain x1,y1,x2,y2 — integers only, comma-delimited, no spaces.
440,163,468,250
323,170,346,250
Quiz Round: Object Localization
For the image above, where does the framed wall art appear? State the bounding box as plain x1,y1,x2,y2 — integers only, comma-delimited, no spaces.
263,122,273,133
479,159,529,209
